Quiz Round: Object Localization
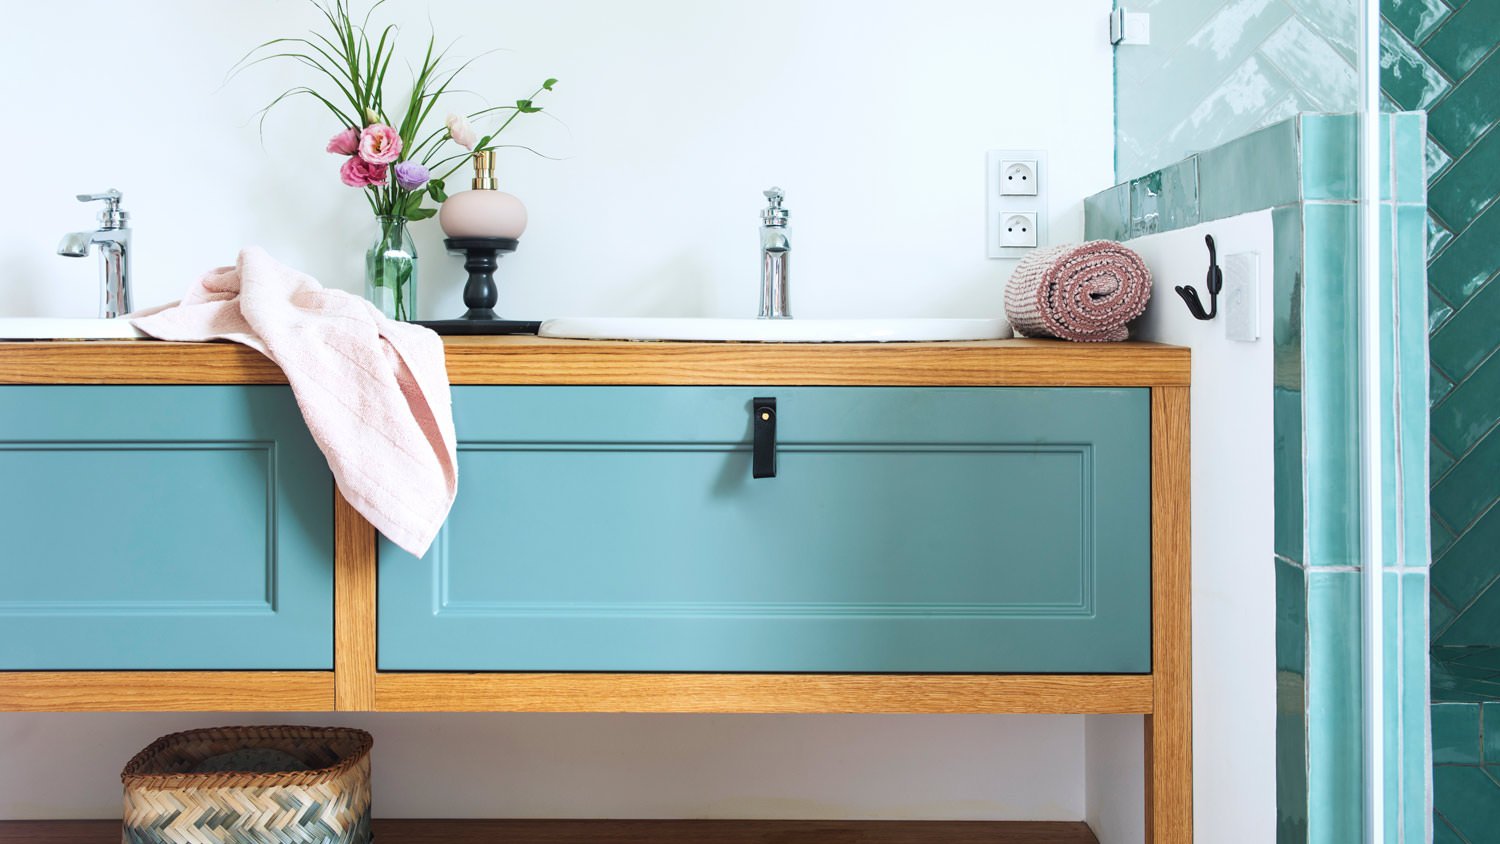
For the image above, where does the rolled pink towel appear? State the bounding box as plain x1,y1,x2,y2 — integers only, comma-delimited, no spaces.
1004,241,1152,342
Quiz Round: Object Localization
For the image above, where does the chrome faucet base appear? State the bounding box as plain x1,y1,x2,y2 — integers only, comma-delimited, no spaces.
759,187,791,320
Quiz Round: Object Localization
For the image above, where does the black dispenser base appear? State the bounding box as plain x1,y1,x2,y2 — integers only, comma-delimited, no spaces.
413,237,541,335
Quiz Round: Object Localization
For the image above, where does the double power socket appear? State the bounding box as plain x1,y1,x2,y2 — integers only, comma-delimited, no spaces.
986,149,1048,258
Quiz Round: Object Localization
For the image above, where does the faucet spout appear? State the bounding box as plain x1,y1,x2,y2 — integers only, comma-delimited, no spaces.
57,232,94,258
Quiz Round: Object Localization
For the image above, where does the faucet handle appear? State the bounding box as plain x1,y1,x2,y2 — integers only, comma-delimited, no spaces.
761,187,788,226
76,190,128,229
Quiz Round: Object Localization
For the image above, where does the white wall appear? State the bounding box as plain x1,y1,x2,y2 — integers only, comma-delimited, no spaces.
1086,211,1279,844
0,0,1117,824
2,0,1113,322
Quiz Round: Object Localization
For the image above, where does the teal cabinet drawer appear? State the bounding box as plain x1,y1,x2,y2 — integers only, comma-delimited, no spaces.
379,386,1151,673
0,386,333,669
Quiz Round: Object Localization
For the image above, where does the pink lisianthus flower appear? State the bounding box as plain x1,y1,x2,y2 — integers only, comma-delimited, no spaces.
325,126,360,155
358,123,402,165
445,113,477,150
340,156,388,188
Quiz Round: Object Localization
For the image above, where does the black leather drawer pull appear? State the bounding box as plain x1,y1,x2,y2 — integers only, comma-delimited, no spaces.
752,398,777,479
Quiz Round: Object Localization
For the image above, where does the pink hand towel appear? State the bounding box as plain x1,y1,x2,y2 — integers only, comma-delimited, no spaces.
1004,241,1153,342
132,247,457,557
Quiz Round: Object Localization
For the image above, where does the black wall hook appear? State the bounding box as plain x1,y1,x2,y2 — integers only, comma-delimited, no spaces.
1175,234,1223,321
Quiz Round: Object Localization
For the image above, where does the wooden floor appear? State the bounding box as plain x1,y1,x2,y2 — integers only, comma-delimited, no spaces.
0,819,1100,843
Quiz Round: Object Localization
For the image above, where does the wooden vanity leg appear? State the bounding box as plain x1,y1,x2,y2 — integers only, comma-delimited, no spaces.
1147,386,1192,843
335,491,378,711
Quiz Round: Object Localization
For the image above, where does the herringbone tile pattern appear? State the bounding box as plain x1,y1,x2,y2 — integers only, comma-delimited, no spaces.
1392,0,1500,647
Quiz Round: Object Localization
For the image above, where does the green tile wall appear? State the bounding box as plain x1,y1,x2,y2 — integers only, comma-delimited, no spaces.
1086,111,1432,843
1399,0,1500,657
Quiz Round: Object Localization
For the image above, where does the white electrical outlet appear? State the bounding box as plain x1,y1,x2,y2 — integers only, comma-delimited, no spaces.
999,213,1038,248
1000,160,1038,196
986,149,1047,258
1223,252,1260,342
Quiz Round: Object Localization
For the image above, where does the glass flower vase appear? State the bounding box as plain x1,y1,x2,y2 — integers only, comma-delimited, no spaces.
365,215,418,321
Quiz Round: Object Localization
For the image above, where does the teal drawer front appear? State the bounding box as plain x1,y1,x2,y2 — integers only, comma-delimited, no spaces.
379,386,1151,673
0,386,333,669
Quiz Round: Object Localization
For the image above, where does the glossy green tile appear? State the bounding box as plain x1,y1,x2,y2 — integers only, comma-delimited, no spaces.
1394,204,1431,569
1433,814,1464,844
1130,170,1162,239
1278,557,1307,674
1158,157,1199,232
1426,136,1454,185
1278,688,1309,842
1381,26,1454,112
1430,437,1454,480
1423,0,1500,80
1302,203,1361,567
1084,183,1130,242
1380,206,1401,562
1392,112,1427,205
1429,199,1500,307
1431,132,1500,236
1384,0,1454,44
1306,570,1362,843
1275,387,1306,563
1437,579,1500,647
1198,119,1301,222
1430,427,1500,530
1432,514,1455,559
1258,16,1359,111
1429,51,1500,155
1429,288,1455,336
1273,203,1304,564
1301,114,1356,201
1430,277,1500,378
1281,0,1357,63
1484,702,1500,764
1427,211,1454,264
1432,765,1500,840
1400,575,1429,844
1273,204,1305,388
1433,702,1483,764
1430,353,1500,455
1431,507,1500,613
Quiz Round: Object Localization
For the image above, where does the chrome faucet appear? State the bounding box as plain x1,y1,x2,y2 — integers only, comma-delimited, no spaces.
58,190,132,319
759,187,790,319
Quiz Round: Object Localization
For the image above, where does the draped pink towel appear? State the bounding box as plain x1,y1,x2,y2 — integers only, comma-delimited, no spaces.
132,247,457,557
1004,241,1153,342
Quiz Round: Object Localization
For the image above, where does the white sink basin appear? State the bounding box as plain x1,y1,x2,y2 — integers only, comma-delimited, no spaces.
0,318,147,340
539,317,1011,343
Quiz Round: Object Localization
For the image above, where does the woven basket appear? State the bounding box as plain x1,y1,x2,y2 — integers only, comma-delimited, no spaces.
121,726,372,844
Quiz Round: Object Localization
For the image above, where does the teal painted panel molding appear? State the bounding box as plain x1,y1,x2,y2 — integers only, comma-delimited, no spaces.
0,386,334,669
380,386,1152,673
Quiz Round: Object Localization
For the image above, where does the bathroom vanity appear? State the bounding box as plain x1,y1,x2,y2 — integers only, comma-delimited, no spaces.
0,337,1191,843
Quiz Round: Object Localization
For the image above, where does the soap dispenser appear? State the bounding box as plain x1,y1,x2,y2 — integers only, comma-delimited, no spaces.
438,150,529,239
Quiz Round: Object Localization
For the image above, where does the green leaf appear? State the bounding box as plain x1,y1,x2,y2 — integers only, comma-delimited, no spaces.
516,98,542,113
542,78,557,90
407,207,437,221
427,181,448,202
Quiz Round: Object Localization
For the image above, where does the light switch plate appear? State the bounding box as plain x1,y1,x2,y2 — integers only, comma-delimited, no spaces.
1223,252,1260,342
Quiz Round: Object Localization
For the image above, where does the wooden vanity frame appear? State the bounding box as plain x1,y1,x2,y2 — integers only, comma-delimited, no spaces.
0,337,1191,843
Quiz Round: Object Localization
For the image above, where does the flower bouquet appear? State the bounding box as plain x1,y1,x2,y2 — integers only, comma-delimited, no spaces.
240,0,555,320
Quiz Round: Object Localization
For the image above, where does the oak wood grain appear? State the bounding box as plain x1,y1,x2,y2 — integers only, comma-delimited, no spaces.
0,819,1101,843
0,672,334,712
373,673,1153,714
1146,386,1193,843
334,491,377,712
0,337,1189,387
